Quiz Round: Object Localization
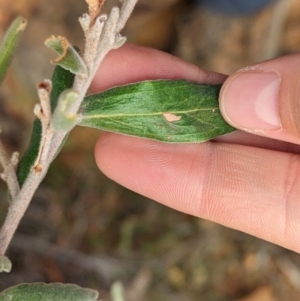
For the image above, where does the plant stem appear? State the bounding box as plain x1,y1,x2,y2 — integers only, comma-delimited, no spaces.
0,0,139,255
0,131,67,254
0,141,20,200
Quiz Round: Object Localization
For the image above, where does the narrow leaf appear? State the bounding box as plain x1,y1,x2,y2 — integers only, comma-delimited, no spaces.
0,255,12,273
17,66,75,186
0,283,99,301
0,17,27,84
79,80,236,143
45,35,87,75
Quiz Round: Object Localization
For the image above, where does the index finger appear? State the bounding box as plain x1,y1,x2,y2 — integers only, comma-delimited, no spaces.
90,43,227,92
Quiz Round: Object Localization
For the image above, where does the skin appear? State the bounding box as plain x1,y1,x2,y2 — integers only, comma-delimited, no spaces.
91,44,300,253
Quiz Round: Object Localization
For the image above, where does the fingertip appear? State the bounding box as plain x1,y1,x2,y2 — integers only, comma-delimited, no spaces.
220,72,281,131
220,54,300,145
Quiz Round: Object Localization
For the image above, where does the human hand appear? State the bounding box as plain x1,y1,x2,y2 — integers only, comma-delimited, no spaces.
91,44,300,253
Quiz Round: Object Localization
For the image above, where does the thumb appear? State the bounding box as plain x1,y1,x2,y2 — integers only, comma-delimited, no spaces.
219,54,300,144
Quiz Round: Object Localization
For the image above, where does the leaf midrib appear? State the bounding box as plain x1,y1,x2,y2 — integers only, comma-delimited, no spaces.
81,107,220,120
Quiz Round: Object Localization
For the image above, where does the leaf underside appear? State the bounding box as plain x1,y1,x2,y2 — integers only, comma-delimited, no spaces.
0,283,99,301
79,80,236,143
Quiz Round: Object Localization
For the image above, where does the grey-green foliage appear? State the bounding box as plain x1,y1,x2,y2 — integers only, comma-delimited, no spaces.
17,66,75,186
0,283,99,301
0,17,27,84
45,35,87,75
0,13,237,301
79,80,235,142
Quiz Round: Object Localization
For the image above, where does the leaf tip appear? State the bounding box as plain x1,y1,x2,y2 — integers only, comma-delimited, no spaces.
44,35,67,63
45,35,87,76
17,17,27,31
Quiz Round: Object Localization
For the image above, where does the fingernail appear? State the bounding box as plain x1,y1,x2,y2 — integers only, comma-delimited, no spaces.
221,72,281,131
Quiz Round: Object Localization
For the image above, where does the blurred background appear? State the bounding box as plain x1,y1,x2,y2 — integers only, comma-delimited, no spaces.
0,0,300,300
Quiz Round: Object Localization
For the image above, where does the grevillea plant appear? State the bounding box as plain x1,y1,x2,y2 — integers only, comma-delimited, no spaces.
0,0,235,300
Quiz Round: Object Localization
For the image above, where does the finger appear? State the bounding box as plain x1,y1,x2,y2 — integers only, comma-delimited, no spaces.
95,133,300,252
220,53,300,145
91,44,300,153
90,43,227,92
214,131,300,154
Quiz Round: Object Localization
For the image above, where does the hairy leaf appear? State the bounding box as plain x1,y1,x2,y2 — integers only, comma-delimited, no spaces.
79,80,235,142
45,35,87,75
51,89,79,131
0,17,27,84
0,283,99,301
17,66,75,186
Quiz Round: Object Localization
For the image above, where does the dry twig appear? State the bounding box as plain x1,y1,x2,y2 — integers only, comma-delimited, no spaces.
86,0,106,25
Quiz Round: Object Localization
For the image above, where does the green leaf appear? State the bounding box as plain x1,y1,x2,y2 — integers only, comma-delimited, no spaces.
0,283,99,301
17,66,75,186
50,66,76,112
0,17,27,84
45,35,87,75
79,80,236,143
16,119,42,187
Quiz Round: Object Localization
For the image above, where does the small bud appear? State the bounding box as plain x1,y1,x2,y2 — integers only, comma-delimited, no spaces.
37,80,52,121
99,14,108,22
79,13,91,33
0,255,12,273
51,89,79,132
33,104,43,119
10,152,19,167
112,34,127,49
34,164,43,173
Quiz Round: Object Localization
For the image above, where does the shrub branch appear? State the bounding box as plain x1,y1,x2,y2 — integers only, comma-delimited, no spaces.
0,140,20,200
0,0,139,255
